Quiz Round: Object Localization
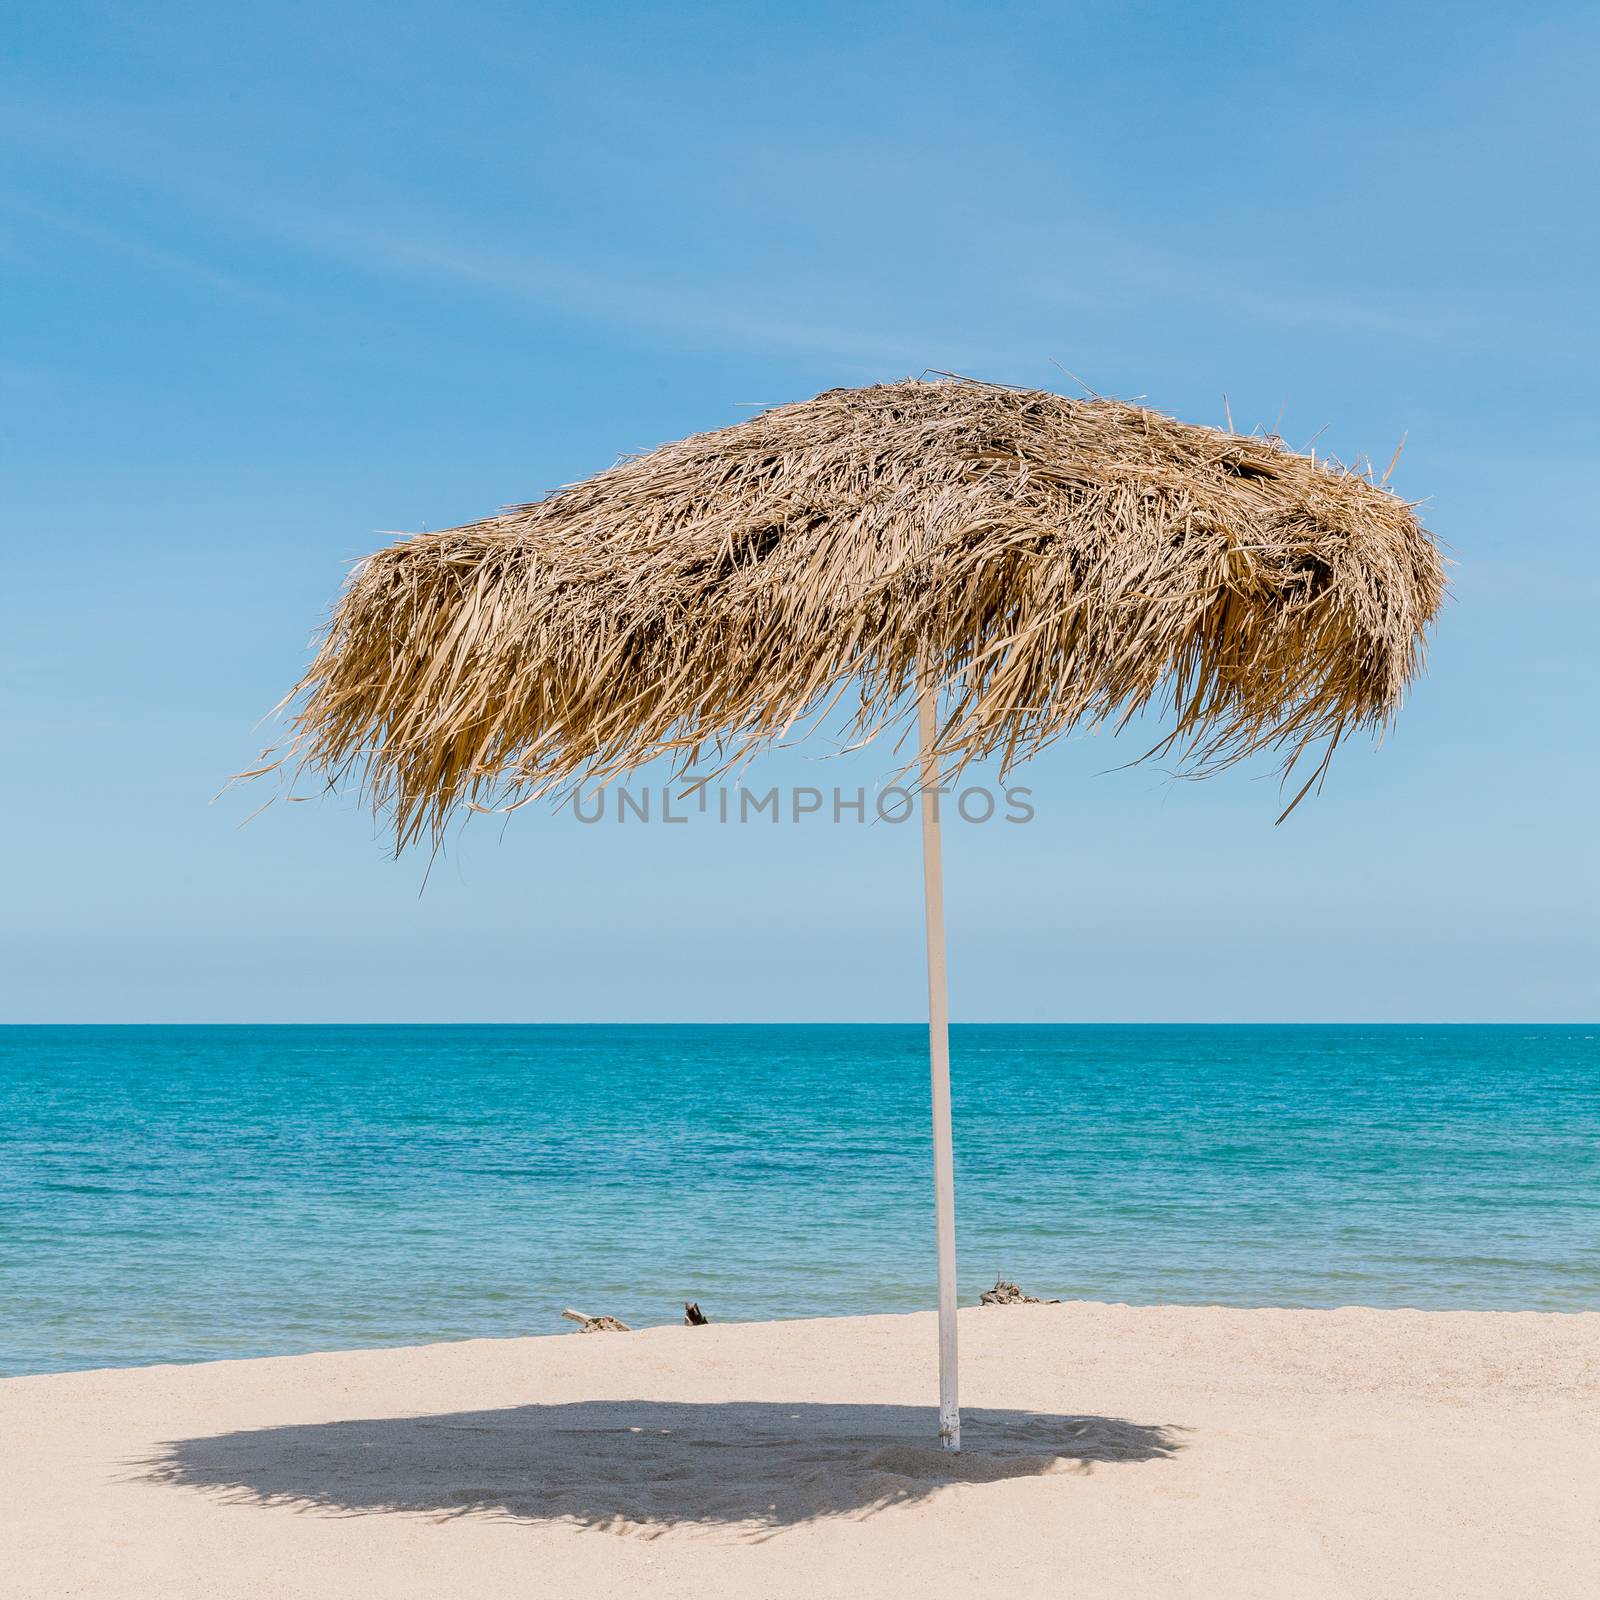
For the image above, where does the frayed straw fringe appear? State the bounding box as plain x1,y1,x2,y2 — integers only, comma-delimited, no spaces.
267,378,1446,848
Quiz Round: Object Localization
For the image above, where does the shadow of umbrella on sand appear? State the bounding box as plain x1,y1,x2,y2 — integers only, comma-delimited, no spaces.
138,1400,1182,1537
258,377,1445,1450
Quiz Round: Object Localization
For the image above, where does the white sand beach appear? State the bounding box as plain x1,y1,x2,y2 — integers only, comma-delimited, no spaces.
6,1302,1597,1599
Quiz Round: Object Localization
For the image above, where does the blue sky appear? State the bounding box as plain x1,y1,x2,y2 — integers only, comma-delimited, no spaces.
3,1,1596,1021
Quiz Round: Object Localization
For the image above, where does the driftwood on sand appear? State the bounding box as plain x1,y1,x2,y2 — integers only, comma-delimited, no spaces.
560,1308,631,1333
684,1302,709,1325
980,1280,1060,1306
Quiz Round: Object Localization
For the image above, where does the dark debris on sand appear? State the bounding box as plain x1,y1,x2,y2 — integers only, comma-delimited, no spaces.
980,1280,1060,1306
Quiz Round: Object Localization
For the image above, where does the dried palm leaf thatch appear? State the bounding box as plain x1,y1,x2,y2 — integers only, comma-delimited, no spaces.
276,378,1444,848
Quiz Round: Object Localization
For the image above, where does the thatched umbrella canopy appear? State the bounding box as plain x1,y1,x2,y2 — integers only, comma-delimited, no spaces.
282,378,1443,845
271,377,1444,1451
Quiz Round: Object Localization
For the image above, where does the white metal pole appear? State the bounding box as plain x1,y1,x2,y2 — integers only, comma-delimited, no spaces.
917,682,960,1451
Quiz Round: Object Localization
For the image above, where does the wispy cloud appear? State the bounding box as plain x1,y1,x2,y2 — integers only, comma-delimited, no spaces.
0,90,1485,368
1026,235,1479,342
2,199,290,307
0,98,967,367
246,208,947,368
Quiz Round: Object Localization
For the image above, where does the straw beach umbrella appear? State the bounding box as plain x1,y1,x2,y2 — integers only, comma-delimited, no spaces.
271,377,1445,1450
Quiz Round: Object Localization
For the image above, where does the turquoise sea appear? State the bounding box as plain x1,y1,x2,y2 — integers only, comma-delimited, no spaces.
1,1024,1595,1376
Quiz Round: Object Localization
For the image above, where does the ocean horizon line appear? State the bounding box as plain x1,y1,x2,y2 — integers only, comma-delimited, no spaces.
4,1019,1595,1029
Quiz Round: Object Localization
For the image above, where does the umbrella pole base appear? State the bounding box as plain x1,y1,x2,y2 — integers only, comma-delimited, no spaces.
939,1404,961,1451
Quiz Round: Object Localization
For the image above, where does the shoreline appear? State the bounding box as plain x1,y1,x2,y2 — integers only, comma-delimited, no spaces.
7,1294,1600,1384
8,1302,1598,1597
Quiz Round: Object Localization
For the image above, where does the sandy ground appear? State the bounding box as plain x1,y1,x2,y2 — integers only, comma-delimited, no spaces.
5,1303,1598,1599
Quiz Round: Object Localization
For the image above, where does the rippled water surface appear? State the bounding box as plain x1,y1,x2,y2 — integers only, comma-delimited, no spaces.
1,1024,1595,1375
